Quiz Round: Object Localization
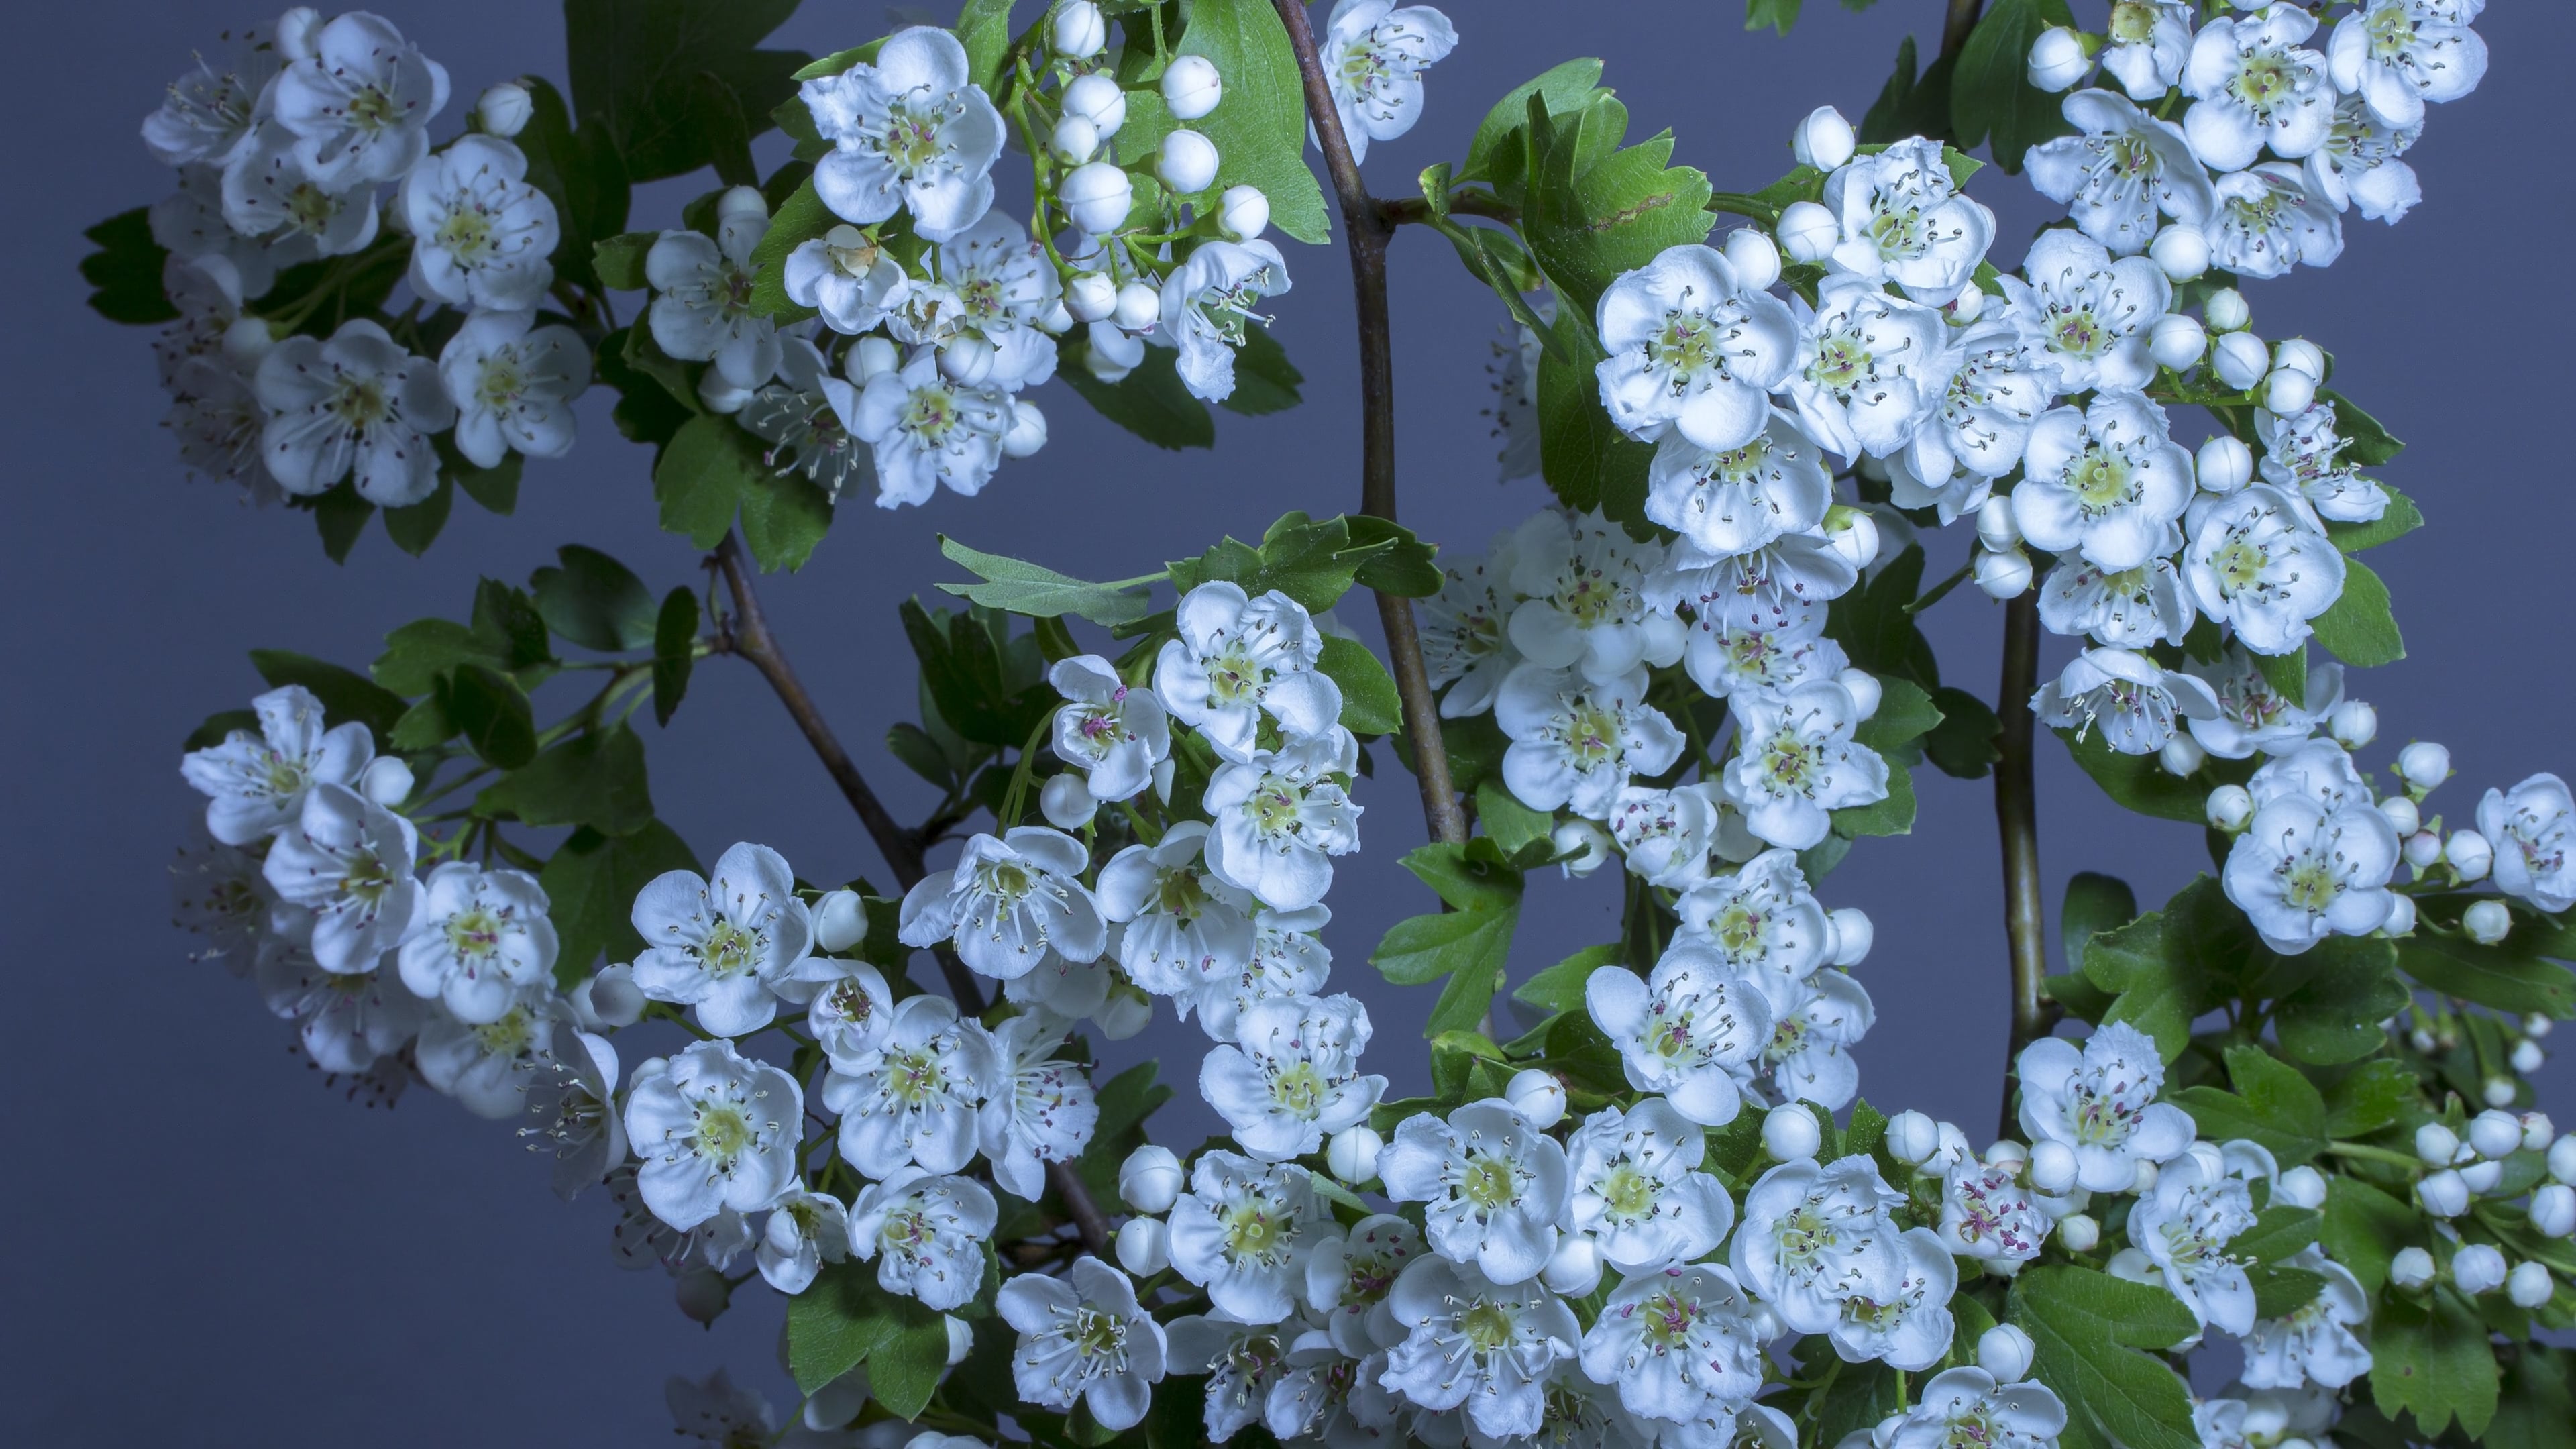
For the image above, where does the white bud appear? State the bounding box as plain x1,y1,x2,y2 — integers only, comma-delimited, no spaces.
697,370,753,415
945,1315,974,1366
1039,771,1096,829
476,80,533,138
1886,1110,1941,1165
716,185,768,225
2398,741,2453,792
2461,1162,2505,1198
2508,1260,2556,1308
1976,494,2022,551
1113,280,1162,332
1118,1145,1183,1212
814,889,868,953
939,333,997,386
1065,271,1118,323
1554,820,1614,876
1036,299,1072,335
2027,26,2090,90
2160,734,2206,779
2404,830,2445,871
1974,545,2033,599
1506,1069,1568,1129
846,335,899,383
1978,1324,2038,1383
1723,227,1782,292
276,7,323,61
1836,668,1883,722
2483,1073,2516,1104
1115,1216,1169,1276
2212,331,2270,391
2326,700,2377,750
1763,1103,1822,1161
2148,224,2210,282
2449,830,2496,884
2273,337,2327,382
2381,894,2416,936
2419,1167,2470,1218
2204,286,2251,332
2410,1026,2438,1052
2029,1140,2080,1195
2149,313,2208,371
1162,54,1224,121
1050,113,1100,165
1825,508,1880,568
1157,129,1220,194
1094,985,1152,1040
2472,1110,2526,1160
2390,1246,2437,1290
2532,1016,2557,1041
1986,1139,2031,1171
1328,1125,1384,1184
2275,1165,2328,1210
1827,907,1874,968
1540,1234,1603,1296
2194,435,2253,495
1002,400,1050,460
2056,1213,2100,1252
1792,105,1856,170
1777,201,1840,264
1948,280,1986,323
2452,1243,2508,1295
1218,184,1269,240
1059,161,1134,234
675,1266,731,1324
1051,1,1108,58
2264,366,2317,415
2128,1159,2158,1195
2465,897,2512,945
1747,1301,1787,1342
221,316,276,368
570,963,647,1030
2531,1184,2576,1238
2377,794,2419,837
2417,1122,2461,1165
2524,1111,2557,1151
1061,74,1127,136
2555,1134,2576,1185
2512,1038,2546,1075
2208,784,2255,833
358,755,413,806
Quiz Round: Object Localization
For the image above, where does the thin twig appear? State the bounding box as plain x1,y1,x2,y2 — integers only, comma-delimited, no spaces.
1943,0,1986,62
1993,588,2054,1140
1270,0,1468,846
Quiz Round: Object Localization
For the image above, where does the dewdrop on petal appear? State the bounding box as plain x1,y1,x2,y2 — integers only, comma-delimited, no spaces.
1162,55,1222,121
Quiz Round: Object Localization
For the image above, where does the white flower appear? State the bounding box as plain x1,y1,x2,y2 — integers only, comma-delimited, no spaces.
608,1164,753,1273
1884,1368,2068,1449
1305,1213,1424,1355
1902,323,2060,491
980,1010,1099,1199
2185,649,2341,759
172,831,277,975
2027,90,2217,256
2239,1246,2372,1389
848,350,1013,507
757,1188,853,1295
2247,738,2375,814
1168,1152,1330,1322
2257,403,2387,523
2039,553,2196,649
218,120,388,256
1721,680,1889,850
1423,535,1525,717
1507,511,1684,684
2033,647,2222,757
154,162,312,297
824,993,1001,1177
2182,6,2333,170
1820,138,1997,305
154,252,243,388
1938,1158,2049,1263
929,212,1063,390
2016,391,2194,572
739,337,874,501
2480,775,2576,913
262,783,421,972
1097,822,1258,998
1683,610,1848,704
2224,776,2402,953
801,27,1004,242
1586,944,1773,1126
1319,0,1459,164
394,862,556,1023
2014,1022,2196,1191
1380,1099,1570,1285
2328,0,2487,129
1155,582,1345,762
1649,533,1860,631
786,224,908,334
2306,94,2422,223
1576,1263,1766,1434
1784,277,1949,460
1609,784,1722,890
1748,966,1874,1110
1829,1227,1957,1372
2205,165,2344,280
523,1028,625,1199
898,827,1106,981
1648,414,1835,564
166,354,274,496
1730,1155,1904,1335
1161,240,1293,402
1563,1098,1736,1272
1205,994,1386,1161
999,1257,1168,1429
849,1166,998,1309
2101,1,2196,100
1196,905,1336,1040
2181,486,2347,655
622,1038,803,1230
267,11,449,186
2128,1146,2259,1334
437,309,588,469
401,136,558,311
647,220,781,390
1674,848,1835,979
666,1368,775,1446
256,932,425,1073
1381,1256,1580,1441
182,684,373,845
1497,665,1684,821
253,319,456,505
1593,244,1799,453
1267,1338,1407,1446
1169,1315,1299,1442
629,842,813,1036
143,25,284,167
1203,731,1366,912
2000,231,2169,394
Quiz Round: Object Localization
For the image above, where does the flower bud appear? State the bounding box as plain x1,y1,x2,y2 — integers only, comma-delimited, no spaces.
1828,907,1874,968
2416,1122,2461,1165
805,1368,869,1430
697,370,753,415
846,335,900,383
1825,508,1880,569
1948,280,1986,324
2471,1110,2525,1160
2204,286,2251,332
570,963,647,1030
2264,366,2317,415
1836,668,1883,723
1162,54,1224,121
2524,1111,2556,1150
1050,113,1100,165
940,333,998,386
1218,184,1270,240
1978,1324,2038,1383
2129,1159,2158,1195
1723,227,1782,292
1115,1216,1169,1276
2195,435,2253,494
2390,1246,2437,1290
277,7,323,61
1763,1103,1823,1161
2461,1159,2505,1195
675,1266,732,1324
2027,26,2090,90
1555,820,1614,876
1118,1144,1183,1212
2512,1038,2545,1075
2324,700,2377,750
1002,400,1050,460
1060,161,1134,234
2404,830,2444,871
476,80,533,138
1976,494,2022,551
2273,337,2327,382
1747,1301,1787,1342
1095,983,1152,1040
814,889,868,953
1777,201,1839,264
1113,280,1162,332
2212,331,2269,391
2508,1260,2556,1308
1792,106,1856,170
2028,1140,2080,1195
2377,794,2418,837
222,315,276,368
2449,831,2496,884
1886,1110,1941,1165
358,755,413,806
2160,734,2206,779
1541,1234,1603,1296
2148,313,2208,371
1036,299,1072,335
2532,1183,2576,1238
1061,74,1127,136
2465,898,2511,945
2207,784,2255,833
2149,224,2210,282
2483,1077,2516,1109
2275,1165,2328,1210
1507,1069,1568,1129
1066,271,1118,323
2532,1015,2557,1041
1051,0,1108,58
1986,1139,2031,1171
2452,1243,2507,1295
1157,129,1221,194
1974,545,2033,600
2056,1212,2100,1252
1039,771,1096,828
943,1315,975,1367
2398,741,2452,792
2381,894,2416,936
2555,1134,2576,1185
2419,1167,2470,1218
716,184,769,225
1328,1124,1384,1184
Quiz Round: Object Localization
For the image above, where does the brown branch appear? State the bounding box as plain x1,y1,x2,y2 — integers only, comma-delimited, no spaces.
1377,190,1519,227
1271,0,1469,847
1942,0,1986,61
1993,588,2054,1141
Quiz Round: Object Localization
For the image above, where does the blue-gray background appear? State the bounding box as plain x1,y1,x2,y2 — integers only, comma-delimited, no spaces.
8,2,2571,1444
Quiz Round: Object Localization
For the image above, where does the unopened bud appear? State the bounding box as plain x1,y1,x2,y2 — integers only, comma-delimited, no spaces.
1050,113,1100,165
1059,161,1134,234
2327,700,2377,749
1507,1069,1568,1129
2381,894,2416,936
1555,820,1614,876
2404,830,2445,871
2452,1243,2507,1295
2555,1134,2576,1185
570,963,646,1030
1777,201,1839,264
1061,74,1127,136
2160,733,2206,778
1723,228,1782,292
2465,897,2511,945
1218,184,1270,240
1118,1145,1183,1213
2273,337,2327,382
2531,1016,2557,1040
1836,668,1883,722
2056,1212,2100,1252
2212,331,2270,391
2196,435,2254,494
2471,1110,2525,1160
2531,1183,2576,1238
1974,545,2033,599
2028,26,2090,90
946,1316,973,1366
1976,494,2021,551
1066,271,1118,323
2390,1246,2436,1290
1115,1216,1169,1277
814,889,867,953
1039,771,1096,828
2524,1111,2556,1150
1003,400,1049,460
2204,286,2251,332
2398,741,2453,792
2418,1167,2469,1218
2264,366,2317,415
846,335,899,383
675,1266,732,1324
697,370,753,415
1113,280,1162,331
2378,794,2419,837
358,755,413,806
716,185,768,225
1051,0,1108,58
1825,508,1880,568
1949,280,1986,323
2449,830,2495,884
1827,907,1874,967
1978,1324,2037,1383
2149,313,2208,370
2512,1038,2545,1075
1792,106,1856,170
2149,224,2210,282
1763,1103,1822,1161
475,80,533,138
1886,1110,1941,1166
2129,1159,2158,1195
2461,1161,2504,1195
1157,129,1220,194
2207,784,2255,833
1094,983,1152,1040
2029,1140,2080,1195
2417,1122,2461,1165
1541,1235,1603,1296
2508,1260,2556,1308
2275,1165,2328,1210
1162,54,1224,121
1328,1125,1383,1184
940,333,998,386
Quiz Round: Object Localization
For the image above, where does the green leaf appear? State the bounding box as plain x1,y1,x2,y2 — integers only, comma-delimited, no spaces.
653,414,760,547
2268,935,2407,1065
1746,0,1803,35
476,724,655,835
2371,1288,2500,1438
184,708,262,753
653,586,699,725
1860,36,1961,146
592,231,658,292
444,442,523,515
1924,684,2002,778
2059,724,2256,824
2081,877,2253,1060
1827,543,1939,687
955,0,1018,93
746,178,834,322
440,665,539,769
472,579,555,670
311,482,374,563
737,467,835,572
1475,779,1555,859
2232,1205,2324,1267
2399,933,2576,1019
1372,905,1519,989
2061,872,2138,977
2489,1344,2576,1449
1344,516,1444,598
1853,677,1942,756
2325,486,2422,555
513,77,630,292
2319,388,2405,467
1426,955,1503,1036
1513,945,1621,1016
1534,308,1652,526
2173,1044,2327,1165
1057,337,1217,449
531,545,659,652
1167,513,1398,614
1523,96,1715,316
868,1309,955,1420
1401,842,1527,912
2254,645,2307,710
1832,757,1916,839
2311,556,2404,667
2322,1057,2417,1139
786,1258,947,1396
2321,1176,2420,1293
1949,0,2078,172
1458,57,1608,190
936,537,1153,627
541,820,700,981
1172,0,1329,245
248,649,414,741
1318,636,1402,735
79,208,176,324
2251,1265,2330,1319
380,476,453,556
2006,1266,2201,1449
1218,326,1304,417
563,0,809,183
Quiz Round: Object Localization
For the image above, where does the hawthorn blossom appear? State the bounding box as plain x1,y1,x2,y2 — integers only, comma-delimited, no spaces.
1319,0,1460,164
1902,325,2061,491
2257,403,2388,523
262,783,421,972
1167,1152,1330,1322
1594,244,1799,453
154,252,241,388
1156,582,1344,762
2015,1022,2195,1191
1576,1264,1766,1434
1650,533,1858,631
786,223,907,335
1721,679,1888,850
154,162,308,297
1305,1213,1424,1356
824,994,1001,1177
796,958,895,1061
1784,277,1948,461
1097,822,1258,998
2182,487,2347,655
1674,848,1834,979
402,136,559,311
256,932,425,1073
142,25,282,167
2239,1247,2373,1389
1050,655,1170,801
1829,1227,1957,1371
2206,166,2345,280
1497,665,1685,820
1168,1316,1297,1443
2224,777,2402,953
395,863,556,1024
631,843,813,1036
2182,6,2334,171
2000,230,2169,394
608,1164,753,1274
801,27,1004,241
2186,649,2342,759
2128,1146,2259,1334
1267,1338,1405,1445
2033,647,2221,757
849,350,1012,506
1422,537,1525,717
220,122,385,256
1202,731,1366,912
2246,738,2375,814
927,212,1062,390
1819,138,1996,305
1730,1155,1904,1335
1647,414,1835,562
848,1166,999,1310
622,1039,803,1230
755,1189,851,1295
1938,1158,2049,1264
2479,775,2576,913
900,827,1106,981
999,1257,1168,1429
253,319,455,506
2307,94,2424,223
1507,511,1684,684
2015,391,2194,572
1204,993,1385,1161
171,832,276,974
2026,90,2216,255
1196,905,1334,1040
2101,0,2195,99
166,357,272,494
438,309,588,469
1380,1099,1570,1285
1587,943,1772,1126
2039,556,2195,649
182,684,372,845
1609,784,1722,890
1163,240,1293,402
266,10,449,186
1747,965,1874,1110
1683,610,1847,704
1562,1097,1736,1271
1381,1256,1580,1441
665,1369,775,1446
979,1010,1099,1199
2328,0,2489,129
1883,1368,2068,1449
